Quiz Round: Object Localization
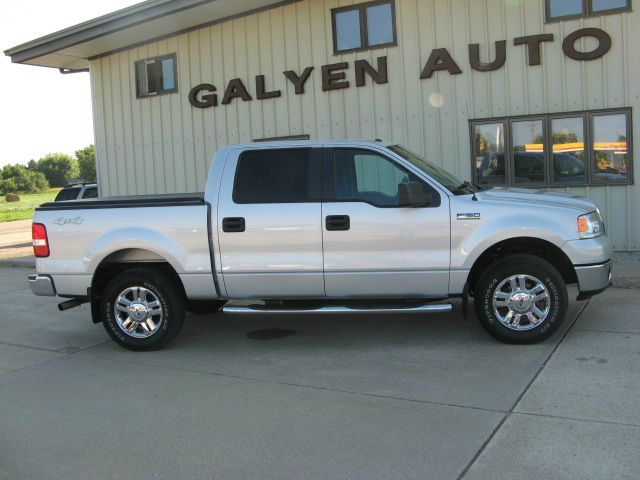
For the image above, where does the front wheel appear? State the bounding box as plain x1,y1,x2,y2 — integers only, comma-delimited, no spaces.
100,268,185,351
474,254,568,344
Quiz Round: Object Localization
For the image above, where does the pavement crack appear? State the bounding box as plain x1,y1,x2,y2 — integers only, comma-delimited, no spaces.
514,411,640,429
85,353,506,414
456,299,591,480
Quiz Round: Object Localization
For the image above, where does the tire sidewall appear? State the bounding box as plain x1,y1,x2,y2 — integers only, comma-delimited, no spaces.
101,269,183,350
476,256,567,344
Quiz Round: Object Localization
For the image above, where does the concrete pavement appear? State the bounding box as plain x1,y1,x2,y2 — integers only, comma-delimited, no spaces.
1,266,638,479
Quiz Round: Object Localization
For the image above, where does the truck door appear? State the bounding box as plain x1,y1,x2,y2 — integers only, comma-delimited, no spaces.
322,147,451,298
217,147,324,298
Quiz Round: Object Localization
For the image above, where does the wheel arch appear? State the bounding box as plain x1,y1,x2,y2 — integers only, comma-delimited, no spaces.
467,237,577,296
89,248,187,323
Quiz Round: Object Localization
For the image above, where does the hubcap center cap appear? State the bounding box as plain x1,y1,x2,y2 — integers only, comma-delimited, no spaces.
129,303,149,322
510,292,533,313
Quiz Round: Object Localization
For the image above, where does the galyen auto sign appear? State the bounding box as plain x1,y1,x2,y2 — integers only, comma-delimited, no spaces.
188,27,611,108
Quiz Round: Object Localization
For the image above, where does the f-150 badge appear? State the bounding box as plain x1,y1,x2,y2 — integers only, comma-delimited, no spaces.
457,213,481,220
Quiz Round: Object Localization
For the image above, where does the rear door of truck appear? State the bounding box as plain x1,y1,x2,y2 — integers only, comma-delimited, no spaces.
216,146,324,298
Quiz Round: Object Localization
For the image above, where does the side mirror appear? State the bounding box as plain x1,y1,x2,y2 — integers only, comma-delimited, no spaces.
398,181,432,207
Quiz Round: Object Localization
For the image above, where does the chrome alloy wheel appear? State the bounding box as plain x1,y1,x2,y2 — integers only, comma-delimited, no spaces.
492,274,550,331
114,286,163,338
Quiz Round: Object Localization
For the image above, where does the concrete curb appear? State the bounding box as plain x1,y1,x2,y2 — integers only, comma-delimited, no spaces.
0,258,35,269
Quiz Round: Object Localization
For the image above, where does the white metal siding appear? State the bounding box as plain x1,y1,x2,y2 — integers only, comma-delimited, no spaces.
91,0,640,250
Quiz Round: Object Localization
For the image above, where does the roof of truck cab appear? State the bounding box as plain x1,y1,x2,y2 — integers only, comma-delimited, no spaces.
220,140,393,151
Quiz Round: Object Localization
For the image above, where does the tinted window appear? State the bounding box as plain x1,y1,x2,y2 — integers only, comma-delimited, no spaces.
332,1,396,53
512,119,546,184
55,188,80,201
551,117,586,183
474,122,506,185
333,149,436,207
81,187,98,199
592,113,629,182
234,149,320,204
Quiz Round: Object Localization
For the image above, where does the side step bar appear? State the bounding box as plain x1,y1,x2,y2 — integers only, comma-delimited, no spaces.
223,303,453,314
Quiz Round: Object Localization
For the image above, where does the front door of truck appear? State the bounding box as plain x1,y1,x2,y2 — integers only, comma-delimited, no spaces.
321,147,451,298
217,147,324,298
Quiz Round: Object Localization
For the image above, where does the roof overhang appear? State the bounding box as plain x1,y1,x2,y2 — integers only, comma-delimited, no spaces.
4,0,299,70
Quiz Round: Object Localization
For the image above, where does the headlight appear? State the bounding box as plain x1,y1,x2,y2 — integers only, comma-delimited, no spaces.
577,211,604,239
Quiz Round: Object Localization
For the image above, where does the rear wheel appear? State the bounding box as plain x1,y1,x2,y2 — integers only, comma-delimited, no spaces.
474,254,568,344
100,268,185,351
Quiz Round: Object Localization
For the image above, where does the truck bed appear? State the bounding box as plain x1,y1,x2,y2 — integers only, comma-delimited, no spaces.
36,193,205,211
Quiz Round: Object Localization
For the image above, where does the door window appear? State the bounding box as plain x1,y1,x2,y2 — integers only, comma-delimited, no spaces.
332,149,436,207
233,149,321,204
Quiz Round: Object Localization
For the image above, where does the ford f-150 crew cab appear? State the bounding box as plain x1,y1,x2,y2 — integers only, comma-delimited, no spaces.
28,141,612,350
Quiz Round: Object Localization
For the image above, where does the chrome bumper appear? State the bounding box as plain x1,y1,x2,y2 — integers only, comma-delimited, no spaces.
28,274,56,296
575,260,612,294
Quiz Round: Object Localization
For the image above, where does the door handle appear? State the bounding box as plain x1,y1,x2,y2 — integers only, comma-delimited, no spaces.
326,215,350,231
222,217,246,233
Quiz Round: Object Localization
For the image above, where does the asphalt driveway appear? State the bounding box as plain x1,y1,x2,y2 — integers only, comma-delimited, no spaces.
0,267,638,480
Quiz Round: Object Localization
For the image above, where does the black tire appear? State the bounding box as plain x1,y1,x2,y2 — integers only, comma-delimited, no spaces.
186,300,227,314
100,267,185,351
474,254,568,344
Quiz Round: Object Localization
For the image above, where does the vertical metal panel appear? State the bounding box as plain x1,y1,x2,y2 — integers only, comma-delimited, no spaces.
91,0,639,250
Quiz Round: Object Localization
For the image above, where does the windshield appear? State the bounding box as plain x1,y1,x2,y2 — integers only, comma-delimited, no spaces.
388,144,478,195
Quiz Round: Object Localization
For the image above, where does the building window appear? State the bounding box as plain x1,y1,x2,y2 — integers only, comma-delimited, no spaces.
135,53,177,98
546,0,631,21
331,1,397,54
471,109,632,187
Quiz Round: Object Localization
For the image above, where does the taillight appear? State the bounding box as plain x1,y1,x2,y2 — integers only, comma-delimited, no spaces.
32,223,50,257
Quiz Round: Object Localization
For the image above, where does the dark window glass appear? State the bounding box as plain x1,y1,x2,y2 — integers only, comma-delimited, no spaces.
55,188,81,201
474,123,506,185
332,1,396,54
234,149,319,204
512,120,546,184
135,54,177,98
366,3,394,46
81,187,98,199
592,113,629,182
549,0,583,17
333,149,429,207
470,109,632,187
551,117,586,183
335,10,362,52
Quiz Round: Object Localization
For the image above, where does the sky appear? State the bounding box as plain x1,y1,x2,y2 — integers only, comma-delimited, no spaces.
0,0,141,167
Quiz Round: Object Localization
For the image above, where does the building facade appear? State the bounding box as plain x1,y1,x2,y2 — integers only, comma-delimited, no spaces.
6,0,638,250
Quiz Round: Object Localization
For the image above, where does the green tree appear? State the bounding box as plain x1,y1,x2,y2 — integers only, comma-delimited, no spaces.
36,153,79,187
75,144,96,183
0,164,49,195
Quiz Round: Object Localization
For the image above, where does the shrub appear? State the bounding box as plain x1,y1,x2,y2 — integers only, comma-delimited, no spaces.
0,164,49,195
36,153,79,187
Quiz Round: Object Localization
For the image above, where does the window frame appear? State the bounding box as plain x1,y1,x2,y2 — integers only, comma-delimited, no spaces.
232,148,322,205
470,108,633,188
323,148,441,208
135,53,178,99
331,0,397,55
545,0,632,22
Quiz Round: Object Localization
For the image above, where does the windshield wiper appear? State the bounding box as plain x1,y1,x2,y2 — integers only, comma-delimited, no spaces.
454,181,477,194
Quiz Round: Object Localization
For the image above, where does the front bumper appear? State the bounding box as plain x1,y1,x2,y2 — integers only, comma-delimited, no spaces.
28,274,56,296
574,260,612,298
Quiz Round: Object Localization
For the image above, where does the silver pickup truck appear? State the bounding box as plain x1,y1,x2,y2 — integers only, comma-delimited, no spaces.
28,141,612,350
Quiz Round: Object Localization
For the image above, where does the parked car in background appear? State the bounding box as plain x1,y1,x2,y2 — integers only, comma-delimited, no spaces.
54,183,98,201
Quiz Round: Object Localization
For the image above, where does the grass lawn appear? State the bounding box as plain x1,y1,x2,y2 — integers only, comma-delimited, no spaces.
0,189,61,222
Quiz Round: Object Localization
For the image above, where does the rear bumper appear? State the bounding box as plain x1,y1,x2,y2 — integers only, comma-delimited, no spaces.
28,274,56,296
574,260,612,299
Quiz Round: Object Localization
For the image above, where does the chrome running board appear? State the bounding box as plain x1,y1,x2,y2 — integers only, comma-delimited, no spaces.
223,303,453,314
